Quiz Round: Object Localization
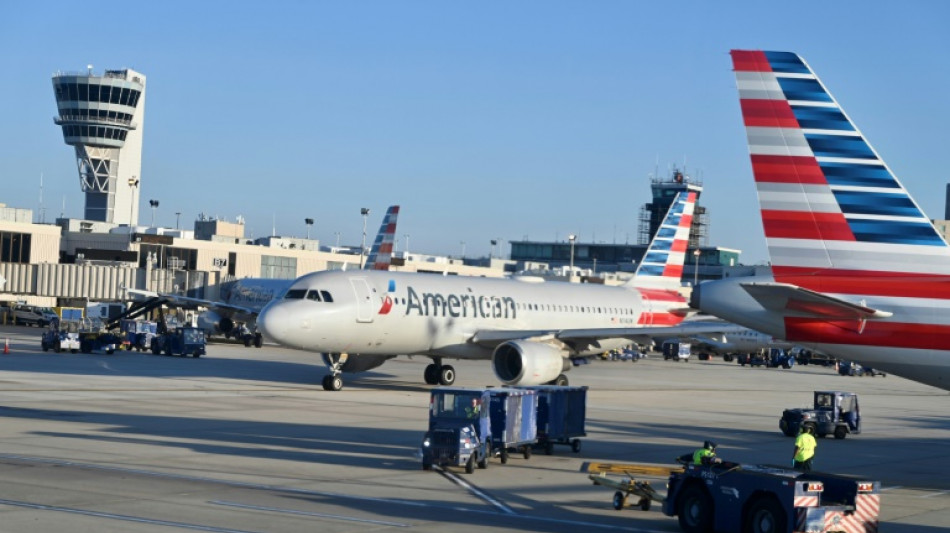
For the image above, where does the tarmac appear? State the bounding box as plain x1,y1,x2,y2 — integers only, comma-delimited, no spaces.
0,324,947,532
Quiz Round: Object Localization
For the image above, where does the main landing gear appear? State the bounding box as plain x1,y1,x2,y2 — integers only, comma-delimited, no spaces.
321,353,347,391
423,357,456,386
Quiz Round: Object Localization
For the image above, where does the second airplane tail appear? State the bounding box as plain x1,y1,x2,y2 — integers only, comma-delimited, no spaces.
365,205,400,271
628,189,697,291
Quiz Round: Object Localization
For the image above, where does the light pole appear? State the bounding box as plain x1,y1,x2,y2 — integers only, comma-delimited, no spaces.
334,231,341,248
127,177,138,245
693,249,701,286
149,199,159,227
490,239,497,259
175,211,181,230
305,217,314,239
568,234,577,278
404,234,410,258
359,207,370,269
460,241,466,259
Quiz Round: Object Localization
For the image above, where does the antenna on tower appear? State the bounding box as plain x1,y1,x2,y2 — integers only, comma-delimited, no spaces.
38,173,45,223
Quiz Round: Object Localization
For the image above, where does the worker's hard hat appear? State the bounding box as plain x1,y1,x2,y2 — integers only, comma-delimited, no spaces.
704,440,717,450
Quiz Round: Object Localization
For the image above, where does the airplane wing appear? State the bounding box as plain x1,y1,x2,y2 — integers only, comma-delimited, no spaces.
125,287,257,317
471,325,729,350
740,282,893,320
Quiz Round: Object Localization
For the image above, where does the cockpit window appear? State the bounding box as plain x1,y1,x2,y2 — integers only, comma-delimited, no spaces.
321,290,333,303
306,290,322,302
284,289,307,299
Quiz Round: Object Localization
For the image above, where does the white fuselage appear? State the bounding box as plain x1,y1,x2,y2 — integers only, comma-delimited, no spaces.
258,270,682,360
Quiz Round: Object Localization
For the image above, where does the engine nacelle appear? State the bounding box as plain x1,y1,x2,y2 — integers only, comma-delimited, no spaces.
197,310,234,335
492,340,570,386
322,354,395,373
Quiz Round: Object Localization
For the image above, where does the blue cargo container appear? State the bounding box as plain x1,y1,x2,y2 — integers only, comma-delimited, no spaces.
518,385,587,454
486,388,538,463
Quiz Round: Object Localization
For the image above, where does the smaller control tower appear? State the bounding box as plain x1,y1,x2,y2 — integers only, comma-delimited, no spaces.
52,67,146,225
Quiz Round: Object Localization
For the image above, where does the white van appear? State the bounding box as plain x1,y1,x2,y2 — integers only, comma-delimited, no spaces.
13,305,58,327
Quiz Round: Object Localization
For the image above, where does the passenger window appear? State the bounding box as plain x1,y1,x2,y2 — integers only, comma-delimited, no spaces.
321,290,333,303
284,289,307,299
306,290,322,302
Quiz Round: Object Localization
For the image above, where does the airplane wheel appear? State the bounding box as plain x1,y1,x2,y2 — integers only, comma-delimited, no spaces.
424,364,439,385
328,375,343,391
254,334,263,348
439,365,456,386
321,375,331,390
553,374,569,386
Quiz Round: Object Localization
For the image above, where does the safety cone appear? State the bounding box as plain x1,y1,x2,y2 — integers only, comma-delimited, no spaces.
3,338,9,354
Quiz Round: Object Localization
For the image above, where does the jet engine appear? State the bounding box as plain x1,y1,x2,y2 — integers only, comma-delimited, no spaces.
197,310,234,335
322,354,396,373
492,340,570,386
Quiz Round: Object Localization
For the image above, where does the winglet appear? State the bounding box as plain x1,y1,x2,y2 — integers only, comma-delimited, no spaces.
627,190,696,290
365,205,400,271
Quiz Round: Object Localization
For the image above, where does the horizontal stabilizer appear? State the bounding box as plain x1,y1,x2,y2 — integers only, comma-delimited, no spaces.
740,282,892,320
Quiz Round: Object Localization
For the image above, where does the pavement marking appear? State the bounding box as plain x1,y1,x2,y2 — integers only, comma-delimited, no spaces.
437,466,517,515
0,453,658,531
211,500,410,527
920,490,950,499
0,498,262,533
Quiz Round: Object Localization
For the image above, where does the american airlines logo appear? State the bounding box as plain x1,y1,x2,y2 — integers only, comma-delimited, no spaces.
400,285,517,319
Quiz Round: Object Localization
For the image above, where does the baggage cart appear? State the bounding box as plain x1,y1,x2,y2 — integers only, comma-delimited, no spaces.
517,385,587,454
486,388,538,463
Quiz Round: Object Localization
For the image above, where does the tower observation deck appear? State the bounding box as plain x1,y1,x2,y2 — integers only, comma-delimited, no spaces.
52,68,146,225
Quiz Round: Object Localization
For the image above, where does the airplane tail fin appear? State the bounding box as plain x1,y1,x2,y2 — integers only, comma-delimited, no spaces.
627,190,697,290
731,50,950,281
365,205,400,270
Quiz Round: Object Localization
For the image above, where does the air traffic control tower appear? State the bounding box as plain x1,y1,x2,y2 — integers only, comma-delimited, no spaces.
52,67,146,225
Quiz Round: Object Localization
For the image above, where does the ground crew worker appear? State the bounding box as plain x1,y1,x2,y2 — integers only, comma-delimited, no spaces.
793,425,817,471
464,398,481,418
692,440,721,465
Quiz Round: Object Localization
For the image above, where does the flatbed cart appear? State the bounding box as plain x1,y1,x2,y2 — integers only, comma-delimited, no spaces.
584,462,681,512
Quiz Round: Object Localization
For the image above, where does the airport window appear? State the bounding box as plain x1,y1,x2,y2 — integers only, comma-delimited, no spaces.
0,231,31,263
78,83,88,101
110,86,121,104
261,255,297,279
129,90,141,107
99,85,111,103
321,290,333,302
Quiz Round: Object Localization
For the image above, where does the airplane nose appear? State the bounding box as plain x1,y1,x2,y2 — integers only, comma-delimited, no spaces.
258,302,288,343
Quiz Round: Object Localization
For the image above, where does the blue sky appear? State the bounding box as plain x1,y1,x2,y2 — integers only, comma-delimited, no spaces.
2,2,948,264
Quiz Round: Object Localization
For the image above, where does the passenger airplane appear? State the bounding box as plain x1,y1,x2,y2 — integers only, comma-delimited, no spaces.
259,190,698,390
653,317,792,356
691,50,950,390
130,206,400,345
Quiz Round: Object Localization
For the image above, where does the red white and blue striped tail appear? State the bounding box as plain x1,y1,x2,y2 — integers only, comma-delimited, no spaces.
731,50,950,280
365,205,400,271
629,190,696,290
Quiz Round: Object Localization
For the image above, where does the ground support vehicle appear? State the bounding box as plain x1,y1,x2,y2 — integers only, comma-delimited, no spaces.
120,320,158,352
662,341,691,362
838,361,886,378
421,388,492,473
40,321,81,353
150,327,206,357
780,391,861,439
518,385,587,455
589,472,668,512
486,388,538,463
663,461,880,533
78,330,120,354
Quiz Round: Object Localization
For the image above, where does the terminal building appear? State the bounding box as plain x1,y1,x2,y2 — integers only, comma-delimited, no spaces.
510,171,740,284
